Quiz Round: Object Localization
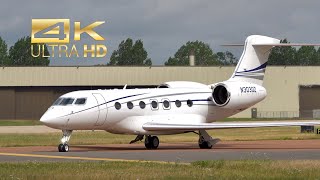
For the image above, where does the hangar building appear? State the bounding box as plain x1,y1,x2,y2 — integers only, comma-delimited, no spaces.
0,66,319,120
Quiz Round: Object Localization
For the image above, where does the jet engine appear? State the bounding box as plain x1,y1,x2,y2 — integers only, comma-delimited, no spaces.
211,81,267,109
212,84,230,107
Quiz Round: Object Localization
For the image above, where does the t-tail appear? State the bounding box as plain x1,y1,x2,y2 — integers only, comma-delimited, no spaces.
230,35,280,86
229,35,320,86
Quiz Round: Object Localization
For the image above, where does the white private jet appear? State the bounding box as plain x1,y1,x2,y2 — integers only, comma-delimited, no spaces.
40,35,320,152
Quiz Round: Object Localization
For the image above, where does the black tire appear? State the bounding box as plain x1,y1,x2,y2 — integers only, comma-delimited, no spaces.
151,136,159,149
63,144,69,152
205,142,213,149
145,143,152,149
145,136,152,149
199,141,213,149
198,138,205,149
58,144,64,152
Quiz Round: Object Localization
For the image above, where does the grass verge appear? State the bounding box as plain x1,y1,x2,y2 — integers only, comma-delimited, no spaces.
0,160,320,179
0,120,42,126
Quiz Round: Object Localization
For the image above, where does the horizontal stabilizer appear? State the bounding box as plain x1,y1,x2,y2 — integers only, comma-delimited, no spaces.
253,43,320,47
222,43,320,47
221,44,245,46
143,121,320,131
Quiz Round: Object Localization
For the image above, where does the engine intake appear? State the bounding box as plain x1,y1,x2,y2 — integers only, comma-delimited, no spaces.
212,84,230,106
210,81,267,109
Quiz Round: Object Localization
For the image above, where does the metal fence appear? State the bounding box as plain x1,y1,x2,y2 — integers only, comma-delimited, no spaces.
256,110,320,119
257,111,299,119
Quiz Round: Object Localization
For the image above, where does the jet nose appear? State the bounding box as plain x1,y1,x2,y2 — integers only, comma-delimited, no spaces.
40,113,50,125
40,109,62,128
40,108,69,129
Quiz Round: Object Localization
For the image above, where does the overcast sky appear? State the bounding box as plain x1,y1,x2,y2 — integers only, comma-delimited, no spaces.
0,0,319,66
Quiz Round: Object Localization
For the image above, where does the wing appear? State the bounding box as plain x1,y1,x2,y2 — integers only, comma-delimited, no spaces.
143,121,320,131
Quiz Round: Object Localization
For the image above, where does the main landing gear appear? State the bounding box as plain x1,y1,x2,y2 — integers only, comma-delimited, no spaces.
130,135,160,149
130,131,219,150
144,135,159,149
198,130,220,149
58,130,73,152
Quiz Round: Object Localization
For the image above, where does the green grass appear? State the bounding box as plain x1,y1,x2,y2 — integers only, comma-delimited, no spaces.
0,126,319,147
0,120,42,126
0,160,320,179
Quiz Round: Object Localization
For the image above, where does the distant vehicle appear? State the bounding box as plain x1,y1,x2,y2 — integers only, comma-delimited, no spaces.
40,35,320,152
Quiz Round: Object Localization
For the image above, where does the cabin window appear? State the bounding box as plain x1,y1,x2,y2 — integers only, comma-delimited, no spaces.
59,98,75,105
150,100,158,110
175,100,181,108
127,101,134,109
139,101,146,109
162,99,170,110
187,99,193,107
115,102,121,110
75,98,87,105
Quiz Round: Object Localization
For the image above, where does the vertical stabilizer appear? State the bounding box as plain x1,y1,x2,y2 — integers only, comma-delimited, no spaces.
230,35,280,86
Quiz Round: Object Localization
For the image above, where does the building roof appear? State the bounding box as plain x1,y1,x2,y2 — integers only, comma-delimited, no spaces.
0,66,320,86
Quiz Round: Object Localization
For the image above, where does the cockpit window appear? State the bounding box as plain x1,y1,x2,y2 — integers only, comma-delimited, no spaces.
52,98,76,106
52,98,63,106
75,98,87,105
59,98,75,105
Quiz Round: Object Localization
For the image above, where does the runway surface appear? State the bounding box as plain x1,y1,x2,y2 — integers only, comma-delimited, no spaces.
0,140,320,163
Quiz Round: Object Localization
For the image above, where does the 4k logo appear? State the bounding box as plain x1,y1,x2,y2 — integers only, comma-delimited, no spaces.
31,19,105,43
31,19,108,58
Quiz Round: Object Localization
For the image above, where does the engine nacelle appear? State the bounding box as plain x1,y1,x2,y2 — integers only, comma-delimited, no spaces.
211,81,267,109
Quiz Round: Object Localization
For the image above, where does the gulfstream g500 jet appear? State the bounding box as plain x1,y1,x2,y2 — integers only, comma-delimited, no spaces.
40,35,320,152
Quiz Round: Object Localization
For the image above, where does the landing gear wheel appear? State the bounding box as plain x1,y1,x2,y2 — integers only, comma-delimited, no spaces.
198,137,213,149
145,136,159,149
198,141,212,149
58,144,64,152
58,144,69,152
151,136,159,149
58,130,73,152
145,138,152,149
63,144,69,152
197,130,218,149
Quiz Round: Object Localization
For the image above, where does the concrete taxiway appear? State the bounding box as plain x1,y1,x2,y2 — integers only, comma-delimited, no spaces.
0,140,320,163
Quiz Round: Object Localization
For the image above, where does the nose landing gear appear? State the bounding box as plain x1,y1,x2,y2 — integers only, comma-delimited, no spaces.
58,143,69,152
58,130,73,152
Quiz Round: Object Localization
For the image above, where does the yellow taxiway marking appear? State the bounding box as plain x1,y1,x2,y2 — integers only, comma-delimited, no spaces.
0,152,188,165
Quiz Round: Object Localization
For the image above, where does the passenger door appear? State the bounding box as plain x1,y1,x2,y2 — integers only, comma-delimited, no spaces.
92,93,108,126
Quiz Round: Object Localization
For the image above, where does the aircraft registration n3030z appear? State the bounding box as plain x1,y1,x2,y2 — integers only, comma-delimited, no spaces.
40,35,320,152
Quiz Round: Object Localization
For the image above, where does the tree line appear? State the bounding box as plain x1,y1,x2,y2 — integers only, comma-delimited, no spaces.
269,39,320,65
1,36,320,66
0,36,49,66
109,38,236,66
